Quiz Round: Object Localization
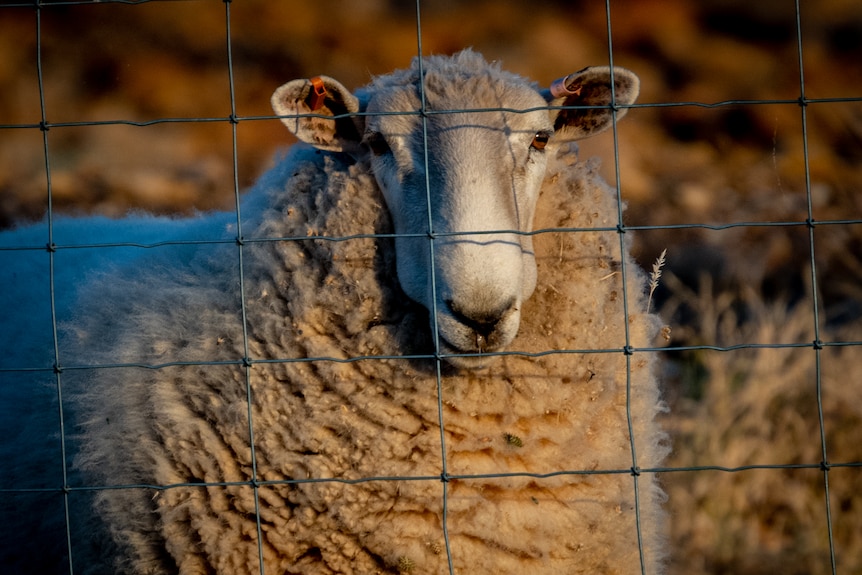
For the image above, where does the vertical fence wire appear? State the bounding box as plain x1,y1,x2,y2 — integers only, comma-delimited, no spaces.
411,1,457,573
33,3,77,573
219,2,269,574
602,0,649,572
792,0,837,572
1,0,861,574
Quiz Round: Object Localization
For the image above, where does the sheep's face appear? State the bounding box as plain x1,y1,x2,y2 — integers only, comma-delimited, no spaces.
361,82,550,368
272,50,639,369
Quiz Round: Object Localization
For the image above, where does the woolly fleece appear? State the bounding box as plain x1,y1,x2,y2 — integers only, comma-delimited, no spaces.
56,136,669,574
0,55,669,574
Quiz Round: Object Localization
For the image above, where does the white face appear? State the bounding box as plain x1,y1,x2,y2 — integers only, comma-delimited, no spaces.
363,84,554,368
272,57,639,369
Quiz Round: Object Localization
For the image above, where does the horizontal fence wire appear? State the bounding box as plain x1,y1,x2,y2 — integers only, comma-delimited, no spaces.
6,96,862,131
1,0,860,574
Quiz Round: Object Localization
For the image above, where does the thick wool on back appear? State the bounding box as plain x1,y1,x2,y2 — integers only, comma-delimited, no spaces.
60,134,669,574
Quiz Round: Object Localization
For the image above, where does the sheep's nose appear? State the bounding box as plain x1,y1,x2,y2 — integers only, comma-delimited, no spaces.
445,297,516,339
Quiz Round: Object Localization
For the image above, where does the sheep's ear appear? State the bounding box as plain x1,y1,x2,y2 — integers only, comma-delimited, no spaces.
271,76,365,154
542,66,639,141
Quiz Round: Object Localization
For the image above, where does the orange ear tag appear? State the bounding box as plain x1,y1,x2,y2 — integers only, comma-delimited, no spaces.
308,76,327,111
549,75,583,99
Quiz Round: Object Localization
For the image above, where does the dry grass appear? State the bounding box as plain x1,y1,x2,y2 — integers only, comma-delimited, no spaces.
659,273,862,573
647,248,667,313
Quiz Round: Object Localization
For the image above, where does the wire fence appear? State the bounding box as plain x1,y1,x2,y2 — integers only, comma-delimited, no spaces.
1,0,861,574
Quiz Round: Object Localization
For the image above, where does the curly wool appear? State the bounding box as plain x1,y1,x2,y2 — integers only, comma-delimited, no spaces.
61,139,668,574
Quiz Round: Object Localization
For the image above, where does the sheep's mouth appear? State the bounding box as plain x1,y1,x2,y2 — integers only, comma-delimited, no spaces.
436,336,499,369
432,304,521,369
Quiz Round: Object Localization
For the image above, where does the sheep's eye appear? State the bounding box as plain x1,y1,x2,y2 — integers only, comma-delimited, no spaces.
364,132,391,156
531,132,550,151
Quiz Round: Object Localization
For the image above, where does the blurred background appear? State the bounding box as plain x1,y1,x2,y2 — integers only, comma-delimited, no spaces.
1,0,860,572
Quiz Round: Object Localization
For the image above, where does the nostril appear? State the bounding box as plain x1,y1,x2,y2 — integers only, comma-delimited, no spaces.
445,298,515,338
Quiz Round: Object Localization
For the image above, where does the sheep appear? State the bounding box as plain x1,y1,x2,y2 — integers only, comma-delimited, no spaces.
0,49,668,574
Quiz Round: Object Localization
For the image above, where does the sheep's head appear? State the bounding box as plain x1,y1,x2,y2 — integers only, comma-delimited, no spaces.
272,50,639,369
